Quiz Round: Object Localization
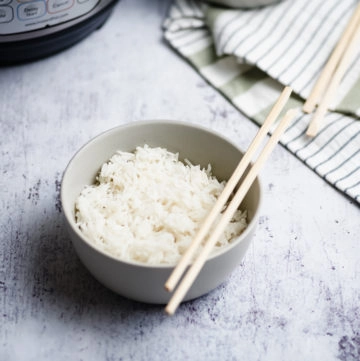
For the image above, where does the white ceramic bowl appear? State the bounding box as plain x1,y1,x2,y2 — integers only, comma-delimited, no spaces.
61,120,262,304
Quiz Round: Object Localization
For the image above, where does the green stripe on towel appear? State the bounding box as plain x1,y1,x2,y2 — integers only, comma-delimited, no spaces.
187,44,219,68
219,67,268,100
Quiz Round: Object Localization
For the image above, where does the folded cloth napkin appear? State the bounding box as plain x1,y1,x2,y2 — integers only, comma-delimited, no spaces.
163,0,360,204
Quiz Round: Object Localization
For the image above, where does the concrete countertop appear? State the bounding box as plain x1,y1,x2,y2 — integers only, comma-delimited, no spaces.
1,1,359,360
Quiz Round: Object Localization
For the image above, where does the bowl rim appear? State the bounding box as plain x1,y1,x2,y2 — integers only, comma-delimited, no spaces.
61,119,263,269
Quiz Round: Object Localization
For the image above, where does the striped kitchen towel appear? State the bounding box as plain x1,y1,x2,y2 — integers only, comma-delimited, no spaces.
163,0,360,204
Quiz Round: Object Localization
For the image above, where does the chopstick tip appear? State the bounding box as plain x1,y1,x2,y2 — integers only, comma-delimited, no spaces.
164,303,176,316
285,107,299,119
306,129,317,138
289,107,298,115
306,122,318,137
302,102,314,114
164,283,172,292
283,85,293,97
164,274,178,292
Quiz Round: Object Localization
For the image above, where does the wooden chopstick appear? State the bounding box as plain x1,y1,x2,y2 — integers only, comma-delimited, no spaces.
164,86,293,294
303,2,360,114
165,106,297,316
306,17,360,137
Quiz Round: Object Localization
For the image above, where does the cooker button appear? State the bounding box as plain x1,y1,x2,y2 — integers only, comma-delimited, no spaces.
47,0,74,14
0,5,13,23
17,0,45,20
0,0,11,5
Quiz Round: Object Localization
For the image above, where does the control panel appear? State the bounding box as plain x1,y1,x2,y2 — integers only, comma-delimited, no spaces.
0,0,99,34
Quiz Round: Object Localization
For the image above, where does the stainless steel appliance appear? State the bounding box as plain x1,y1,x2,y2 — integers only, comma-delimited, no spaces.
0,0,118,64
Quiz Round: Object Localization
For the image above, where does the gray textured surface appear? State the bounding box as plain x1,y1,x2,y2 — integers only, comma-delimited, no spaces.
0,1,359,360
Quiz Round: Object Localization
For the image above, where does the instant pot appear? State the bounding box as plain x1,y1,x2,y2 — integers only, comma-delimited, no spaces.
0,0,118,64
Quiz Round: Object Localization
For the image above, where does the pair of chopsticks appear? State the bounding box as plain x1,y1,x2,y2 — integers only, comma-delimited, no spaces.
164,86,297,315
305,2,360,137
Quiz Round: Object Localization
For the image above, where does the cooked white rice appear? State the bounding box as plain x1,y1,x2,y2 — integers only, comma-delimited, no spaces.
75,145,247,265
